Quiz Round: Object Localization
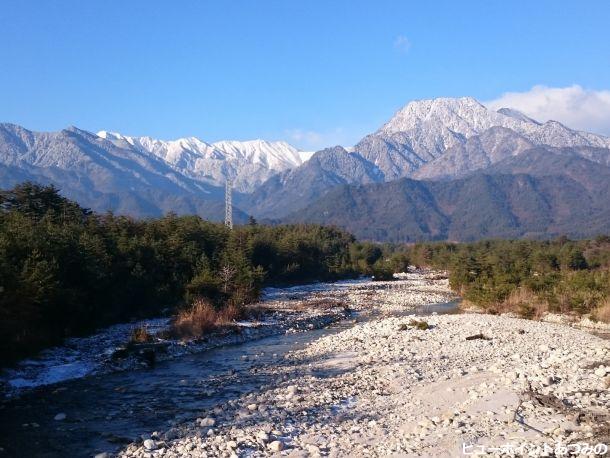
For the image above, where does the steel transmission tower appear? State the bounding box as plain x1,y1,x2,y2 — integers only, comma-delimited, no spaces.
224,179,233,229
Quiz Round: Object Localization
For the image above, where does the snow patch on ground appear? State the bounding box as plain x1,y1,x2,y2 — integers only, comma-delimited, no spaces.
1,317,169,393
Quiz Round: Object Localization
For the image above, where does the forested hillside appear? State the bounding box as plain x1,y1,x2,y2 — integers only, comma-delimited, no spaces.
287,149,610,242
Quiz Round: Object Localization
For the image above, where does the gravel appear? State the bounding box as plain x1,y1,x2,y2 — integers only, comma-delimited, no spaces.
118,272,610,457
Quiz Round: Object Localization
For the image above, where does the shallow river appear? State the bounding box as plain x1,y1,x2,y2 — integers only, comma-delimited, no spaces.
0,298,458,458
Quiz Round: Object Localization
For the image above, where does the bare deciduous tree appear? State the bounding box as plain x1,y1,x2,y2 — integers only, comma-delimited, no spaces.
219,264,237,293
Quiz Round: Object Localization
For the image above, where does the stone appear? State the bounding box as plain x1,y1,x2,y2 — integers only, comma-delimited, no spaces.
256,430,270,443
268,440,284,452
287,385,298,395
54,413,66,421
199,417,216,427
164,428,179,441
143,439,157,450
307,444,321,455
594,366,608,377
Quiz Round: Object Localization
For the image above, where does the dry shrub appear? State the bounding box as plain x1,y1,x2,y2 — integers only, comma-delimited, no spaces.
171,299,243,339
130,325,153,343
216,303,243,325
173,299,217,338
399,319,429,331
499,287,549,320
555,292,572,314
287,298,347,312
592,297,610,323
410,319,430,330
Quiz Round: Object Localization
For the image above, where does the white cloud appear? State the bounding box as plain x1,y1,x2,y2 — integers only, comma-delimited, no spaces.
394,35,411,54
284,127,354,151
485,85,610,135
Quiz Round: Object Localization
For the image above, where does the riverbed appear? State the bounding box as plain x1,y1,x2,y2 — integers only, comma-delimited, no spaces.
0,271,457,457
120,276,609,458
6,271,607,458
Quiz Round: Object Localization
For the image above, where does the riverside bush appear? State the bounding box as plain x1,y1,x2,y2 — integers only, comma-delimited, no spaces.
401,238,610,319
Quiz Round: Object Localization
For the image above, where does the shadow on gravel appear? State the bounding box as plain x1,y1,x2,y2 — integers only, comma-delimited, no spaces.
203,352,384,454
516,384,610,445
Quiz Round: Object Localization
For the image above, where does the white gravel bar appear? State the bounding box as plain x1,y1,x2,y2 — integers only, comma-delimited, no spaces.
119,272,610,458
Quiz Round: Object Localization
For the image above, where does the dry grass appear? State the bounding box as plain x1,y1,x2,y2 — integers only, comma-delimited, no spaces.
493,287,549,320
130,325,153,344
242,304,269,320
171,299,243,339
592,297,610,323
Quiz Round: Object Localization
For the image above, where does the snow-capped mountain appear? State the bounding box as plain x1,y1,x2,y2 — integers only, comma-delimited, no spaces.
0,123,305,220
356,96,610,180
247,96,610,219
97,131,304,192
275,99,610,241
244,146,384,218
0,123,232,219
380,96,610,149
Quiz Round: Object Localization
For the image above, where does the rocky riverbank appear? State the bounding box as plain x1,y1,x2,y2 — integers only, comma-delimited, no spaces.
0,285,349,398
119,274,610,458
101,271,457,387
1,271,454,398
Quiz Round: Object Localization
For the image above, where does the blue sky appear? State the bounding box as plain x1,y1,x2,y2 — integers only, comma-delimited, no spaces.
1,0,610,149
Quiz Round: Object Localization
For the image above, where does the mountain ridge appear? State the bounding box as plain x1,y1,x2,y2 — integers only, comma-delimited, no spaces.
355,96,610,182
97,130,304,192
1,95,610,240
284,148,610,242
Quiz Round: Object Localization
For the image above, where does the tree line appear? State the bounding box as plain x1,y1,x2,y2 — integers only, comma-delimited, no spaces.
401,238,610,319
0,183,356,363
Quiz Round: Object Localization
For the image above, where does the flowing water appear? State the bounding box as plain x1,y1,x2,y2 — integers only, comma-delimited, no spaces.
0,293,459,458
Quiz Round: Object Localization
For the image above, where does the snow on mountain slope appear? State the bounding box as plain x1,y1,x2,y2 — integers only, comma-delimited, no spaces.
98,132,303,192
297,151,316,162
355,97,610,180
412,126,535,180
212,140,302,169
0,123,232,219
380,96,610,150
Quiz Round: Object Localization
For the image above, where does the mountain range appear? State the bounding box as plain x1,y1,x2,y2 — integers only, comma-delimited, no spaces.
0,123,309,221
97,131,305,193
1,96,609,241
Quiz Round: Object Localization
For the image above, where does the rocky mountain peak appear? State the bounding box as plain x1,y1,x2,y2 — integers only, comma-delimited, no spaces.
380,96,494,135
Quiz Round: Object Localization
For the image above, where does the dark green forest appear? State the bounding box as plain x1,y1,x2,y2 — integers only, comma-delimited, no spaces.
0,183,356,363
